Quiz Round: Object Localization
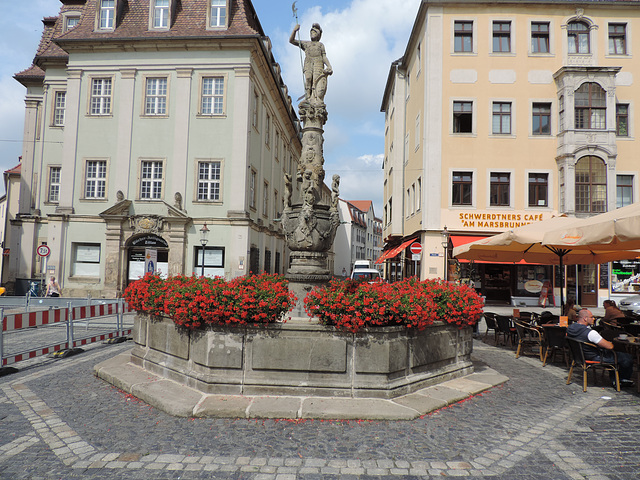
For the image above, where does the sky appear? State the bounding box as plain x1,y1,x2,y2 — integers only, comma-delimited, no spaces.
0,0,421,216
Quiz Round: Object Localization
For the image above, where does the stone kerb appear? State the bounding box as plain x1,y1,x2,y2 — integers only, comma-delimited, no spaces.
129,313,473,399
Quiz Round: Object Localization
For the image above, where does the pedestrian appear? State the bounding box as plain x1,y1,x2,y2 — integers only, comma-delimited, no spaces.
566,309,634,388
45,276,61,297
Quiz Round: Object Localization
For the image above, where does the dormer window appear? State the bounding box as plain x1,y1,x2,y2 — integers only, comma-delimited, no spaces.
210,0,226,28
99,0,115,29
153,0,169,29
65,15,80,31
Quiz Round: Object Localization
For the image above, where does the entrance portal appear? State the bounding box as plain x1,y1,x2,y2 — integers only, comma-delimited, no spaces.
127,234,169,285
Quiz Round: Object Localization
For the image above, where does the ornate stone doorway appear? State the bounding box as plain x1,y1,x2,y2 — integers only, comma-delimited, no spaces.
126,234,169,285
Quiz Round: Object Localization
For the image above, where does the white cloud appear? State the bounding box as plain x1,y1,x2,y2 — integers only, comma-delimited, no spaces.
326,153,384,217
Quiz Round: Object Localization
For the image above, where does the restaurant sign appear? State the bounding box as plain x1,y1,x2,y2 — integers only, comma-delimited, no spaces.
451,211,550,229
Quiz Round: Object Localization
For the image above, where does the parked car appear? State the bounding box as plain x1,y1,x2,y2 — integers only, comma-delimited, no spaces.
618,294,640,317
350,268,383,283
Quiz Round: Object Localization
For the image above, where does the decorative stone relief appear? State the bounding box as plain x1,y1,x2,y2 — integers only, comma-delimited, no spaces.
130,215,163,233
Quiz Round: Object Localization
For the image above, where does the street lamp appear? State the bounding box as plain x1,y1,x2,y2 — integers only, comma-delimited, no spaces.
199,223,210,277
441,226,449,282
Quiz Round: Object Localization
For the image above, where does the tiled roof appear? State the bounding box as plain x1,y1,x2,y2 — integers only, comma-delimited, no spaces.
5,163,22,175
348,200,373,213
14,65,46,81
58,0,264,43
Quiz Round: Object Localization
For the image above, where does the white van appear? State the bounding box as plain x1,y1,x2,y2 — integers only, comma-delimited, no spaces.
350,268,383,283
353,260,371,270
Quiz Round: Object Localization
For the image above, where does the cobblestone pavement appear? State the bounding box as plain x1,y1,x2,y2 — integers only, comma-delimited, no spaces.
1,335,639,480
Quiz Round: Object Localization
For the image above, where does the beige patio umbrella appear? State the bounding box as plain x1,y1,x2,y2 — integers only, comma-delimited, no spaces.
542,202,640,251
453,215,640,309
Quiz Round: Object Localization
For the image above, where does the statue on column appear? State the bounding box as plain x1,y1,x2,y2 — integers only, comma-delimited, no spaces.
289,23,333,105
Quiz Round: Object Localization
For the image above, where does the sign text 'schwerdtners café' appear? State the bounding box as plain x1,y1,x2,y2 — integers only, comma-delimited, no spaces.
447,211,553,230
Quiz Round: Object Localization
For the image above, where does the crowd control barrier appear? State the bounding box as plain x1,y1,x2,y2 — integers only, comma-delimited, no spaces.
0,299,133,367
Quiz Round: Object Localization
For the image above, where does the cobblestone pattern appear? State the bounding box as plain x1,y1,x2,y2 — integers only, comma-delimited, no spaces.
1,337,639,479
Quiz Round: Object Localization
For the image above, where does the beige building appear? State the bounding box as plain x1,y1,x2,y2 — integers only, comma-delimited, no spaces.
381,0,640,306
9,0,302,296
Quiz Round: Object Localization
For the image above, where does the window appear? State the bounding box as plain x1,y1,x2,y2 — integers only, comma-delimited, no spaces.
210,0,226,27
48,167,61,203
197,161,221,201
609,23,626,55
531,22,549,53
575,156,606,213
568,21,590,54
616,104,629,136
85,160,107,199
454,21,473,53
575,83,605,130
53,91,66,126
452,171,472,206
415,114,420,149
201,77,224,115
617,175,633,208
72,244,101,277
99,0,115,29
453,101,472,133
193,246,224,277
558,95,565,132
249,169,256,209
417,177,422,211
263,181,269,217
275,131,280,161
145,78,167,115
492,102,511,134
265,113,271,146
264,249,271,274
252,90,259,129
140,161,163,199
273,189,279,219
532,103,551,135
90,78,112,115
153,0,169,28
492,21,511,53
528,173,548,207
65,15,80,31
490,172,510,206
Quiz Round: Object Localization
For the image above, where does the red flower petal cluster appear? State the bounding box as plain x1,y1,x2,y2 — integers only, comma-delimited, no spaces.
303,278,483,333
124,273,297,329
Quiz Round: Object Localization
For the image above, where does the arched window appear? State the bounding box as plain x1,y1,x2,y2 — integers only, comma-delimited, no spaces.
575,156,607,213
568,21,590,54
575,83,606,130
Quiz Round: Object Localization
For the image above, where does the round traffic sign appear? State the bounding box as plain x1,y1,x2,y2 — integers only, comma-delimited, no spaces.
37,245,51,257
410,242,422,255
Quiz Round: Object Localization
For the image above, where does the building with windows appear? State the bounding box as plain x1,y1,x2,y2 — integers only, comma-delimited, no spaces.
9,0,301,296
333,199,382,277
381,0,640,306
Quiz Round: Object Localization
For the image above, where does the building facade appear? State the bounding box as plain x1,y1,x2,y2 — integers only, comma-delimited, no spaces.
9,0,302,296
381,0,640,306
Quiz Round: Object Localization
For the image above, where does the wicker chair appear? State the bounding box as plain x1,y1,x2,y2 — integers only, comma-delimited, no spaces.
541,325,568,367
514,320,544,361
495,315,517,346
566,338,620,392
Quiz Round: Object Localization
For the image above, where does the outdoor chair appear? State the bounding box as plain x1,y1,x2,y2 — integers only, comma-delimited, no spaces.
542,325,568,367
483,312,499,343
516,311,535,324
514,320,544,361
495,315,517,347
565,338,620,392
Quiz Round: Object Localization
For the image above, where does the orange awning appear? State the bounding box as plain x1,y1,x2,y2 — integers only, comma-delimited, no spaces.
374,238,417,264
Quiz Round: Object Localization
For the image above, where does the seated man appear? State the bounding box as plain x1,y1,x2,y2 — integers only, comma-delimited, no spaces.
566,309,634,388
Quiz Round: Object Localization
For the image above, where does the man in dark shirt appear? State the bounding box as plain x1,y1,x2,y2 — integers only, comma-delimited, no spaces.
567,309,634,388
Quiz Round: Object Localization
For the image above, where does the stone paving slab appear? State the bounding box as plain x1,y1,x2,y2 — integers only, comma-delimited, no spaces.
2,335,639,480
94,351,506,420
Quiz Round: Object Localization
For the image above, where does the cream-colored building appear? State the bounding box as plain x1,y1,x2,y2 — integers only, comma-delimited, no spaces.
9,0,301,296
382,0,640,306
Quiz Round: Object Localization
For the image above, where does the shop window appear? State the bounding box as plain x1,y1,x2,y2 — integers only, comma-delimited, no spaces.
575,156,606,213
611,260,640,293
193,246,224,277
72,244,101,277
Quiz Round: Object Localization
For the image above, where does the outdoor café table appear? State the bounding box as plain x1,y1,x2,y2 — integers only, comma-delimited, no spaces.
612,336,640,393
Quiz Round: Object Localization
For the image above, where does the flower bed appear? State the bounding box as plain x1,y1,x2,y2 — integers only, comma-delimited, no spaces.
125,275,483,333
304,278,483,332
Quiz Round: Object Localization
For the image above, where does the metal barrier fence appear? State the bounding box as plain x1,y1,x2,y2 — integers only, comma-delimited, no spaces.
0,299,133,367
0,293,115,312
